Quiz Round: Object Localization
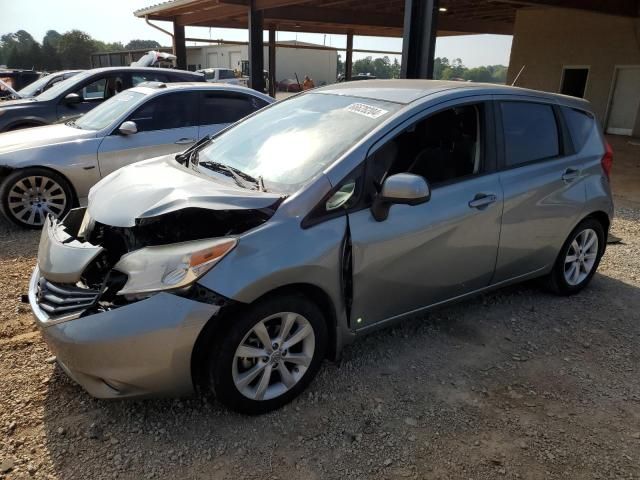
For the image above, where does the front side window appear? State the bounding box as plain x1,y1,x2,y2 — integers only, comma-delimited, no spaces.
368,103,483,191
501,102,559,167
74,75,125,102
74,90,146,131
80,78,107,100
199,92,268,125
193,93,401,194
127,91,198,132
219,69,236,79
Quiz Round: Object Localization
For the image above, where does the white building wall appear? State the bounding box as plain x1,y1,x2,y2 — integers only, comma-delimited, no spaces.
186,44,337,86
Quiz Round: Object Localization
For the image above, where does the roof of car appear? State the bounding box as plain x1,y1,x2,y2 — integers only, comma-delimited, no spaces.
81,66,202,75
315,79,591,109
130,81,273,100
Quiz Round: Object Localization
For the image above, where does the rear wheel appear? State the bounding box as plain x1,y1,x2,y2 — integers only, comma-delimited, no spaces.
545,218,605,295
0,168,73,229
208,294,327,415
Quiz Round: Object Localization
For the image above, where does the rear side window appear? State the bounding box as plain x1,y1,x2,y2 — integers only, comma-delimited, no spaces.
219,70,236,79
128,91,198,131
562,106,594,152
500,102,559,167
199,92,268,125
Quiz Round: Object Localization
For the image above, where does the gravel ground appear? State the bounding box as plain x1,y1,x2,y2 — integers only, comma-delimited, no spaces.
1,207,640,480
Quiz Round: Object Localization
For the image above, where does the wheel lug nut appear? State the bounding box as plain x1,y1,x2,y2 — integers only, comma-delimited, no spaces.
262,357,268,363
272,342,279,350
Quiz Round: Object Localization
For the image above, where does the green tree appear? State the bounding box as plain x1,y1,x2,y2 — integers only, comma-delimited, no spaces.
6,45,20,68
25,42,42,69
125,39,161,50
57,30,96,68
43,30,62,50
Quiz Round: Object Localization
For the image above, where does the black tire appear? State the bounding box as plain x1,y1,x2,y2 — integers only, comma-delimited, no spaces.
208,294,328,415
0,167,74,229
545,218,606,295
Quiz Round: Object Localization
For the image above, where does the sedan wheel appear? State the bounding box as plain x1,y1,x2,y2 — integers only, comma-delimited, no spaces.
546,218,605,295
563,228,598,286
1,168,73,229
8,176,67,226
208,294,327,414
232,312,315,401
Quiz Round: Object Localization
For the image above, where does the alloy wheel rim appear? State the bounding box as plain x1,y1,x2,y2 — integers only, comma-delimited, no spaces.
8,176,67,226
564,228,598,286
232,312,315,401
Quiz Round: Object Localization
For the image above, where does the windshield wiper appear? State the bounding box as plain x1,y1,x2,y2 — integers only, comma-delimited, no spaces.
198,160,259,190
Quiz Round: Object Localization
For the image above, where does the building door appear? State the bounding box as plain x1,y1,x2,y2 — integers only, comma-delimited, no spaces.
229,51,242,70
560,67,589,98
207,52,219,68
606,66,640,136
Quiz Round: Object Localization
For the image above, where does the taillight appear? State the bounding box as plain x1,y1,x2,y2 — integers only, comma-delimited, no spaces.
601,141,613,180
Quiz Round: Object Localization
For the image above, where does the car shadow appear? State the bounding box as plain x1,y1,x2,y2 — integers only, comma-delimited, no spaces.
39,270,640,479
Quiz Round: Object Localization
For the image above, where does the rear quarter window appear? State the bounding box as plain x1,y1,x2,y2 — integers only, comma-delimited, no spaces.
562,106,595,152
500,101,560,167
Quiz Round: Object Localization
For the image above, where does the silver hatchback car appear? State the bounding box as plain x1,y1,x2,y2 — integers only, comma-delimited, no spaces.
29,80,613,414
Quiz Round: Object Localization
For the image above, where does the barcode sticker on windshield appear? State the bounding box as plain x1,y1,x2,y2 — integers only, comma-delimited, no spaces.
345,103,388,119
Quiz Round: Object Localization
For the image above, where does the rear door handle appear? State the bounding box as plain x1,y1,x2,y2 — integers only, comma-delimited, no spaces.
469,193,497,209
175,138,196,145
562,167,580,182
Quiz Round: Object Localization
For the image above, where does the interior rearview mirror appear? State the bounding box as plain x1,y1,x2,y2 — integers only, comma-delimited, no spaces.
63,93,82,105
118,121,138,135
371,173,430,221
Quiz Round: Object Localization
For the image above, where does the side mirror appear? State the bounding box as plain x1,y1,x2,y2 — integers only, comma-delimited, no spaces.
118,121,138,135
371,173,430,222
63,93,82,105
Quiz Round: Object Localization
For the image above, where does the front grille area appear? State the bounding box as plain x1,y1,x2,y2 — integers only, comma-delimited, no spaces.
36,277,100,317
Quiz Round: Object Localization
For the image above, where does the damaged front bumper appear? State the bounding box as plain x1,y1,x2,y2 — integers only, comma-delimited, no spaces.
29,210,224,399
29,266,219,398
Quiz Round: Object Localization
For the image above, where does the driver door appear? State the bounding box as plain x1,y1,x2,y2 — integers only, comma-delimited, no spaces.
346,99,503,328
97,91,199,178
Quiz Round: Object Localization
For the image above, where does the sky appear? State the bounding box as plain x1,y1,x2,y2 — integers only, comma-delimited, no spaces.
0,0,513,67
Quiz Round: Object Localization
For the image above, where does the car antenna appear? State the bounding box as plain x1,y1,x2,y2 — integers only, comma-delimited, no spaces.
511,65,525,86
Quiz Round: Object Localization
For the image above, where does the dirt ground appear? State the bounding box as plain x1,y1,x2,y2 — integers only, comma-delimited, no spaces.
0,137,639,480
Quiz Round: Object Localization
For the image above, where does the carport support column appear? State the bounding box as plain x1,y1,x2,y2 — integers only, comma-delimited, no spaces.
172,20,187,70
248,0,265,93
401,0,438,79
268,28,276,98
345,33,353,81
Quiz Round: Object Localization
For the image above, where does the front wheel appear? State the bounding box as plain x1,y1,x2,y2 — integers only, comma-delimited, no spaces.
545,218,606,295
208,294,328,415
0,168,73,229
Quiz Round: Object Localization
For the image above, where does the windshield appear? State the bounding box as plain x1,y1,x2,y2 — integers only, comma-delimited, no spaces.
74,90,146,130
16,75,50,97
36,70,93,101
195,93,400,194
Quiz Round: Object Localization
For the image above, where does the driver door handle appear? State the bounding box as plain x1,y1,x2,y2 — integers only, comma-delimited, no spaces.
469,193,497,209
175,137,196,145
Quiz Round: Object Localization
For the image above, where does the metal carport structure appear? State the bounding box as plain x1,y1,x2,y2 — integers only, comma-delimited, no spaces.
134,0,640,96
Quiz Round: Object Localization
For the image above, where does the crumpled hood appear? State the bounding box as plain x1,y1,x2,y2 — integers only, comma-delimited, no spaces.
0,123,96,156
88,154,283,228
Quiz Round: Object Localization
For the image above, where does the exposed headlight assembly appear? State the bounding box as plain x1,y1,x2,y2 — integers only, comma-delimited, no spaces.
114,237,237,296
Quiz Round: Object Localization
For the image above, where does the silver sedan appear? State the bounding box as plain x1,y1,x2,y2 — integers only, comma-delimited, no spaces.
0,82,272,228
